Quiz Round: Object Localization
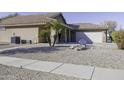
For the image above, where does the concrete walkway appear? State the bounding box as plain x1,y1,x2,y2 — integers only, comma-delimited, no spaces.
0,56,124,80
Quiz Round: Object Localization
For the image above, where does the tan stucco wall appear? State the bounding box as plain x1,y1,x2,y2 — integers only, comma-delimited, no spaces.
0,27,39,43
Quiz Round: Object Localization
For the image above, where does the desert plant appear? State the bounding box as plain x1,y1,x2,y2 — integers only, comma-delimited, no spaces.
101,21,117,42
112,31,124,49
39,30,49,43
44,21,66,47
50,21,66,47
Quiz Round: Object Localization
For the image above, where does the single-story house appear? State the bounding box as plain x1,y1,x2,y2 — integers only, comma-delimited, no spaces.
0,13,108,44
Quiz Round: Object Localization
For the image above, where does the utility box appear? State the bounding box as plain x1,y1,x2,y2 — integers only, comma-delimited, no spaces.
21,40,26,44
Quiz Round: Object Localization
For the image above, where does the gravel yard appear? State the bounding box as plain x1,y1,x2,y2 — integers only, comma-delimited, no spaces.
0,64,80,80
0,44,31,49
0,43,124,70
0,44,19,49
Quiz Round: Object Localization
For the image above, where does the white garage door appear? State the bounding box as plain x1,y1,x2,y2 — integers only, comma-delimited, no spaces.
76,31,103,43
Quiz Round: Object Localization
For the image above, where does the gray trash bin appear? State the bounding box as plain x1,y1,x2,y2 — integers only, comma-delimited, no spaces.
11,37,20,44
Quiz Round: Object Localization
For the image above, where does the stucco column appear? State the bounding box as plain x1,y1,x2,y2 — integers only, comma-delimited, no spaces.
64,29,67,43
69,29,71,42
106,30,108,43
102,31,106,42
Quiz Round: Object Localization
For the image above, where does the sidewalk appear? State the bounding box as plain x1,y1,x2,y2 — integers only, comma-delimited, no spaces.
0,56,124,80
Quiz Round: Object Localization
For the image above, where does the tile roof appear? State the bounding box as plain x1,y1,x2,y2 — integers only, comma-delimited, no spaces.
0,13,61,26
69,23,108,30
0,13,108,31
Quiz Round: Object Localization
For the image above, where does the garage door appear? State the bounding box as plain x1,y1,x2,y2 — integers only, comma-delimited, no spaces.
76,32,103,43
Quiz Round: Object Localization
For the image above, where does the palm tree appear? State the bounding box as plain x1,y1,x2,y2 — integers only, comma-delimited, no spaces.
44,21,66,47
43,23,52,46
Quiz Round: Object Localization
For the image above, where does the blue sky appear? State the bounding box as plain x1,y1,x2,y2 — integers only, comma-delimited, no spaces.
0,12,124,29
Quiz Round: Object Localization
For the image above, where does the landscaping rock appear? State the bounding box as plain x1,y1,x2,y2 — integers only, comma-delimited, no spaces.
1,43,124,70
69,45,78,49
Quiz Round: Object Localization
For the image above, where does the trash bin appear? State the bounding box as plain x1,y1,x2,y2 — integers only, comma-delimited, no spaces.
11,37,20,44
30,40,32,44
21,40,26,44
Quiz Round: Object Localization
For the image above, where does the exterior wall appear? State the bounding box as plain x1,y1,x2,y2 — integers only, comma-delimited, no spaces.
75,31,104,43
0,27,39,43
70,31,76,42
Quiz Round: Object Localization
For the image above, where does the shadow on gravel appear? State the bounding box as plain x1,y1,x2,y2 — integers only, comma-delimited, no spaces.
0,46,65,56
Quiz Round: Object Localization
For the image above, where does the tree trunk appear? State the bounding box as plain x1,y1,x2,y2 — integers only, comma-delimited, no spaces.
52,35,57,47
46,36,51,47
50,29,57,47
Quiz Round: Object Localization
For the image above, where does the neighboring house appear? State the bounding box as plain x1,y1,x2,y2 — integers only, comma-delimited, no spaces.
0,13,108,44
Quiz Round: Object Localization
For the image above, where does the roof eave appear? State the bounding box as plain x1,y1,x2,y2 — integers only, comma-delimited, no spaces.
73,28,108,31
60,23,73,29
0,23,47,27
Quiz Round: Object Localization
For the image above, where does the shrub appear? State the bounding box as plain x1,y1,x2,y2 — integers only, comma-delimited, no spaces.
38,30,49,43
112,31,124,49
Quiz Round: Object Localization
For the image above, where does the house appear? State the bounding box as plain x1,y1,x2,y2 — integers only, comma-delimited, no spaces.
0,13,108,44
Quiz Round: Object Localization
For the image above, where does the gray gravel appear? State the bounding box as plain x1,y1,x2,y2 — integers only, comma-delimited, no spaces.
0,64,80,80
0,44,31,49
1,43,124,70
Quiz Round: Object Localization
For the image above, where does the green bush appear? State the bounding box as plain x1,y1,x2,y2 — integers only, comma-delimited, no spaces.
112,31,124,49
38,30,49,43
